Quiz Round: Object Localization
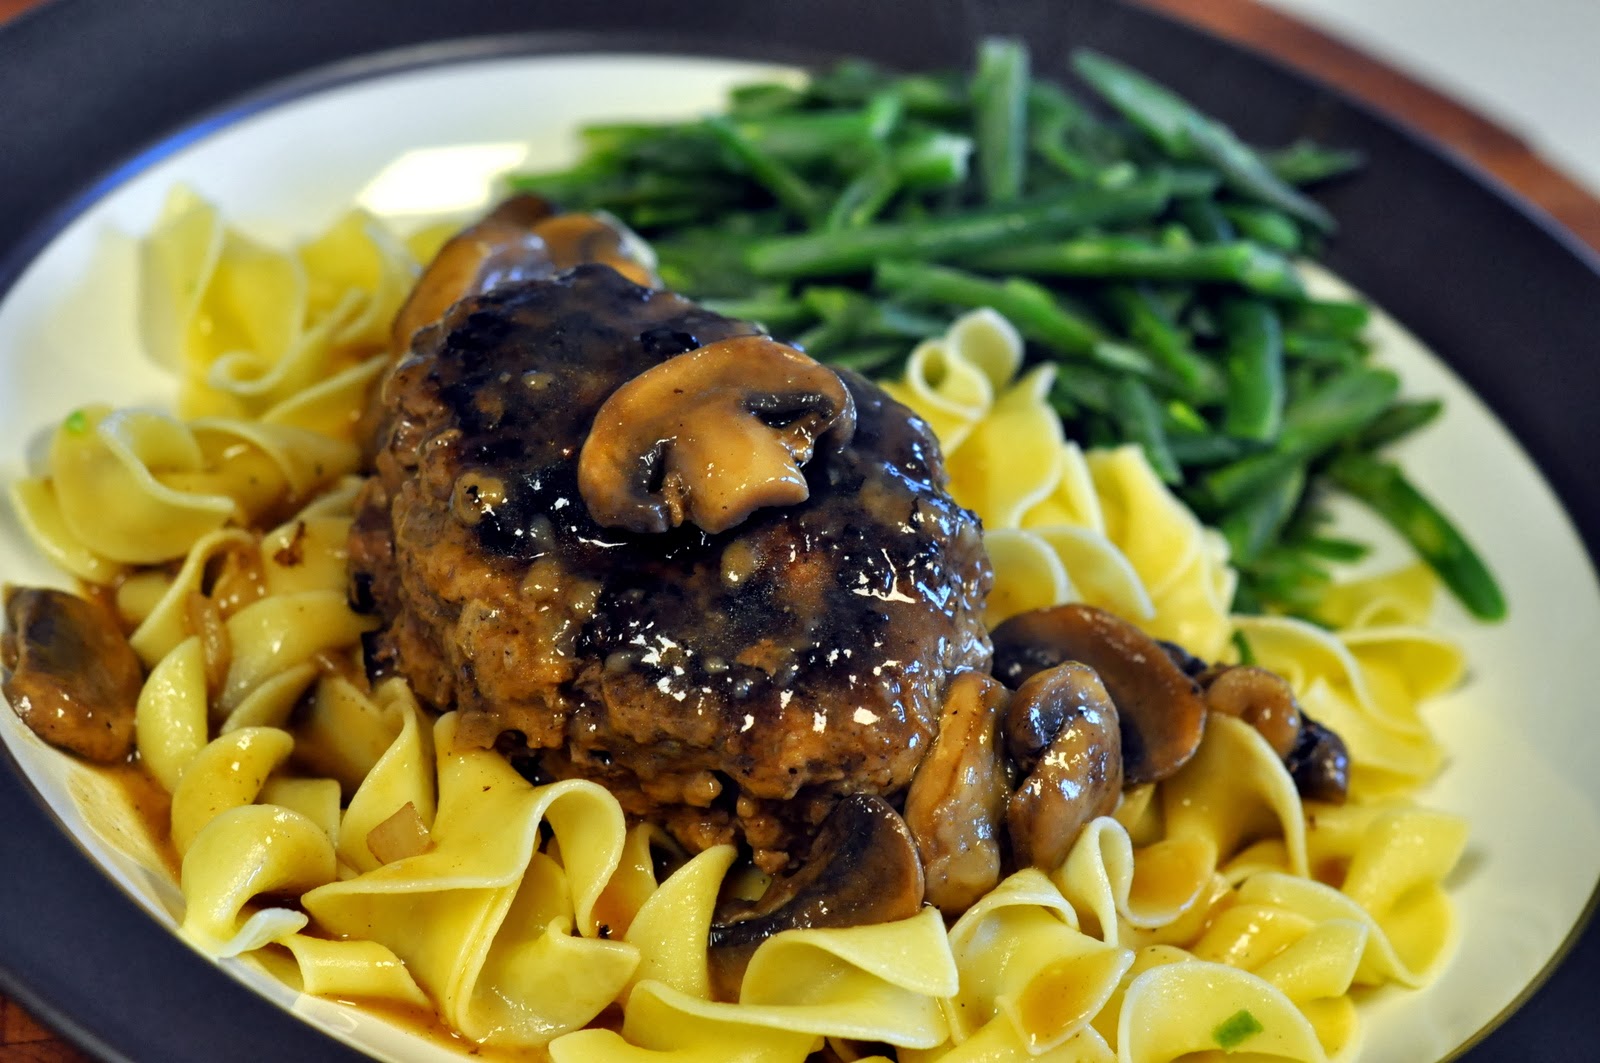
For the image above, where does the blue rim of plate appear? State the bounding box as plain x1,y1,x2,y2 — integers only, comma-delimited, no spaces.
1,1,1598,1060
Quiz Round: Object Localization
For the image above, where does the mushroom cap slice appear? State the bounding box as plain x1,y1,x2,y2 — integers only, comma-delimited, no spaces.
1005,662,1123,872
1201,664,1302,759
391,194,659,354
707,793,924,999
1286,715,1350,804
2,586,142,762
991,603,1206,786
577,336,858,534
904,671,1010,915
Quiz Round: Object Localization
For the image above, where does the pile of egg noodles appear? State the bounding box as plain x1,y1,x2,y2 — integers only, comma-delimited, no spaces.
6,187,1469,1062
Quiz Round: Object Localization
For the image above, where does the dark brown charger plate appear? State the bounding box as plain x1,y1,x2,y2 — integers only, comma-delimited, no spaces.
1,0,1597,1059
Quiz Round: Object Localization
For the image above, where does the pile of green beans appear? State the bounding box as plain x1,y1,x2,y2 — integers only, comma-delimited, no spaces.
509,40,1503,622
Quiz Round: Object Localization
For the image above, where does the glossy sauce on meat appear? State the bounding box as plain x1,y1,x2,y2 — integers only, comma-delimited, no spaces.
352,265,991,869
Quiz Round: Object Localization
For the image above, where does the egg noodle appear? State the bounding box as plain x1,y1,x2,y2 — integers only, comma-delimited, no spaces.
6,187,1468,1062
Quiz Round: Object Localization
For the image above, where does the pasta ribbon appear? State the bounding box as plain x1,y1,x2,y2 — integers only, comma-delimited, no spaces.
180,804,335,956
945,869,1132,1052
885,312,1233,659
139,185,416,421
303,713,636,1046
170,726,294,856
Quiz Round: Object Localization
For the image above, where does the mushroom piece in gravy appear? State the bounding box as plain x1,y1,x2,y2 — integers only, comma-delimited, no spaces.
576,336,858,535
2,587,142,763
903,671,1009,914
1004,661,1123,872
707,793,924,999
991,603,1207,786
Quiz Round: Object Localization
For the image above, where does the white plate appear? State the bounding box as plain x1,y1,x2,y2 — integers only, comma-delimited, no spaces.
1,53,1598,1063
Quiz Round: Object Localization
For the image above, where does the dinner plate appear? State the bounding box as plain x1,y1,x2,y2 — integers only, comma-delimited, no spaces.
2,2,1599,1061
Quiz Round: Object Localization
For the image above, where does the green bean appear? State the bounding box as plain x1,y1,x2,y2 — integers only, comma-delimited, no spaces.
1353,397,1444,451
1109,376,1181,483
1050,364,1118,417
1101,284,1222,399
1283,332,1365,365
1219,298,1285,442
875,260,1159,378
733,106,900,163
1205,365,1399,506
1266,141,1364,185
699,289,814,334
1167,432,1255,467
727,82,806,117
746,174,1172,277
704,117,822,223
1326,453,1507,621
1072,49,1336,233
1285,298,1369,338
825,159,899,231
974,38,1030,203
1298,536,1369,563
1220,203,1301,252
894,128,973,189
1221,459,1306,563
1029,82,1099,180
971,237,1305,298
1174,197,1235,242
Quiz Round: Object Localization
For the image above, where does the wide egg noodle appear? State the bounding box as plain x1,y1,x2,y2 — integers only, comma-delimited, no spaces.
184,418,360,516
1231,616,1457,796
302,712,638,1046
127,526,256,667
1081,447,1234,661
1161,715,1310,881
48,405,237,565
1051,819,1215,946
557,908,960,1060
295,207,419,353
6,476,127,583
134,635,210,792
880,307,1023,452
549,980,818,1063
218,589,377,712
623,843,738,999
293,674,409,797
259,775,343,850
261,353,390,443
336,681,437,876
219,661,321,733
943,868,1133,1052
1115,958,1328,1063
275,933,431,1009
169,726,294,856
942,364,1065,530
883,316,1232,658
139,187,417,420
180,803,335,956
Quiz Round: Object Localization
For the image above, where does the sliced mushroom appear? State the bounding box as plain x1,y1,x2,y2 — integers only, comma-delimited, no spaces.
1201,665,1302,758
1285,715,1350,804
991,604,1206,786
707,793,923,1000
2,587,142,762
1005,662,1123,871
903,671,1010,914
578,336,857,534
391,195,658,353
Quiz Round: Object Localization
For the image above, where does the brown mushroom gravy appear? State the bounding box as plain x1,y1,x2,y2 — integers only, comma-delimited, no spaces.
352,263,993,872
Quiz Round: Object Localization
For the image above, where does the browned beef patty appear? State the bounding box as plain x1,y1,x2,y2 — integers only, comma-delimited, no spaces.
351,264,991,869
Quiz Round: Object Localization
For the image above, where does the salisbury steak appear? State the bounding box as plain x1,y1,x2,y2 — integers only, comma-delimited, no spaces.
351,264,991,869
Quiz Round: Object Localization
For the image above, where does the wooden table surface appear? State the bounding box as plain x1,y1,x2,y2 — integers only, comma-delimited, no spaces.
1,0,1597,1059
